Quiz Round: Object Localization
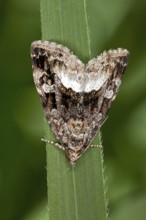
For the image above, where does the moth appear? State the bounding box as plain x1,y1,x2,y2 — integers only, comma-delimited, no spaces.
31,40,129,165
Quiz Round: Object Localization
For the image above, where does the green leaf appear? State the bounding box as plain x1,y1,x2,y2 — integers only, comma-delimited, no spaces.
40,0,108,219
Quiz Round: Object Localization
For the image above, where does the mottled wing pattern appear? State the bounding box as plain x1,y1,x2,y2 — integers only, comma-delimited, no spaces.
31,41,86,163
31,40,129,165
84,48,129,144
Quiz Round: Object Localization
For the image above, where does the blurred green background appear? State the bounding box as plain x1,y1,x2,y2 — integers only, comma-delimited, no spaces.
0,0,146,219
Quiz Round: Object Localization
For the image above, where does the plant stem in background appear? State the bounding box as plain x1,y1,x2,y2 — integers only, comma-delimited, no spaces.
40,0,108,219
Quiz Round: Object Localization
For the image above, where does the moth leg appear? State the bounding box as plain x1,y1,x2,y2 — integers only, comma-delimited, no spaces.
90,144,102,148
41,138,65,151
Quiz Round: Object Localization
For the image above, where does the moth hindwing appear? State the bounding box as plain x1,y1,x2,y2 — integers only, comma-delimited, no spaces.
31,40,129,165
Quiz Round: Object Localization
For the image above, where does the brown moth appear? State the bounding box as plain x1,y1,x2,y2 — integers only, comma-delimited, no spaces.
31,40,129,165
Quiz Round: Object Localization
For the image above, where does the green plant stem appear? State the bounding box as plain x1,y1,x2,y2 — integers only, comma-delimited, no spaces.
40,0,108,219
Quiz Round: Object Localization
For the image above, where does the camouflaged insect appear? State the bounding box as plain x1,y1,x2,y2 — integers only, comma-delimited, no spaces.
31,40,129,165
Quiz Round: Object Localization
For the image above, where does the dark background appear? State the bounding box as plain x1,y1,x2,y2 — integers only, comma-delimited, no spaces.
0,0,146,219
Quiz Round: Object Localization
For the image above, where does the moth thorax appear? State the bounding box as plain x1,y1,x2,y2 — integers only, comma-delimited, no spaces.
67,118,84,133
